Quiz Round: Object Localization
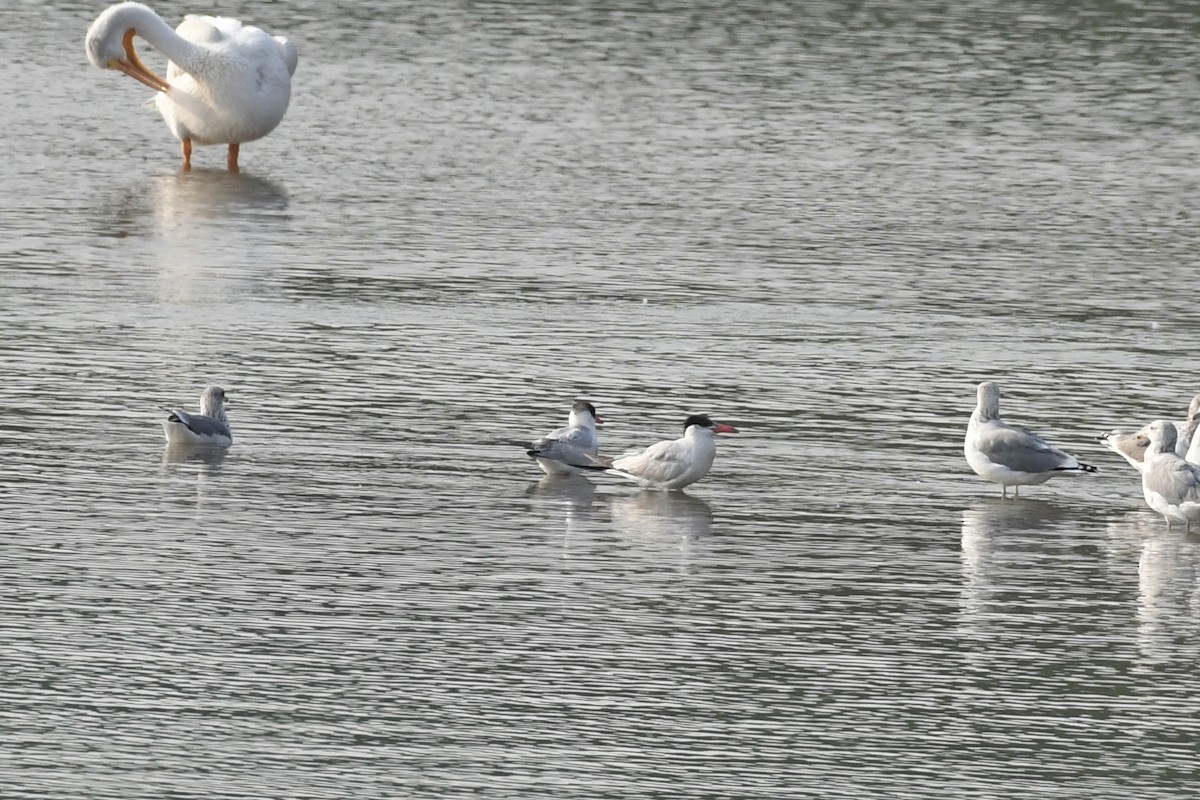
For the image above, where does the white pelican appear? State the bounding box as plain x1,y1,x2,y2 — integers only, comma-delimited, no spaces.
85,2,298,171
523,400,604,477
965,381,1097,498
585,415,738,491
161,385,232,446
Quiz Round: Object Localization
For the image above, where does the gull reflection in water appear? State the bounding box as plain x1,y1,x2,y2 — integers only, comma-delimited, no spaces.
959,499,1070,626
1104,510,1200,663
163,442,229,511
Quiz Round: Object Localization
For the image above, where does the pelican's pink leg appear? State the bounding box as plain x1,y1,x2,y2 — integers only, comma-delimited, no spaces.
181,137,192,171
227,143,240,173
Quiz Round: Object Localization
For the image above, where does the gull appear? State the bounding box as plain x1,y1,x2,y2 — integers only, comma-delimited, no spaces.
1140,419,1200,530
1098,394,1200,472
585,414,737,491
523,400,602,476
161,385,232,446
964,381,1097,498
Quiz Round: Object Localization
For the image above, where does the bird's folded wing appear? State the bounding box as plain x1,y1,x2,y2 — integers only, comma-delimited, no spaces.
976,426,1074,472
1144,459,1200,503
168,409,230,439
611,441,688,484
528,438,597,468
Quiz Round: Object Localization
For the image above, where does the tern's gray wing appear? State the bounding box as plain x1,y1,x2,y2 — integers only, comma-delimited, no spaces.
528,423,599,465
528,439,598,468
526,425,598,467
168,408,231,439
556,425,598,453
976,424,1079,473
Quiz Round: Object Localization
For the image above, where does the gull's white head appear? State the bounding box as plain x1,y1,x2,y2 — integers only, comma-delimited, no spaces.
975,381,1001,421
199,385,228,420
1146,419,1178,455
568,399,602,429
85,2,171,91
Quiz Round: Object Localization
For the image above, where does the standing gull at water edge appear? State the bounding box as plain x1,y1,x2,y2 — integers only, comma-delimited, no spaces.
523,400,603,476
585,415,737,491
1138,420,1200,530
161,385,232,446
85,2,298,171
964,382,1097,498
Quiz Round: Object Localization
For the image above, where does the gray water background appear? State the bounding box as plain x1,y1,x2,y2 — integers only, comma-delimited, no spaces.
2,1,1199,797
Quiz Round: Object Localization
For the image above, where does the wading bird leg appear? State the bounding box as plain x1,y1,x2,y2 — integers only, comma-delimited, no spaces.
181,137,192,171
227,143,239,173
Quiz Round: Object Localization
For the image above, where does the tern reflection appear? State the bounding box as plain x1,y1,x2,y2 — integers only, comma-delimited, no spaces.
528,474,597,507
528,475,599,543
600,492,714,573
606,491,713,541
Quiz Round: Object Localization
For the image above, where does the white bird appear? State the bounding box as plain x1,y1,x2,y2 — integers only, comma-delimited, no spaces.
964,381,1097,498
1140,419,1200,530
523,400,603,476
85,2,298,171
1098,394,1200,472
161,385,232,446
587,414,738,491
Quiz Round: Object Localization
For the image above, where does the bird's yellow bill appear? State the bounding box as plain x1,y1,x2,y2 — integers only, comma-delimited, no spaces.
114,28,170,92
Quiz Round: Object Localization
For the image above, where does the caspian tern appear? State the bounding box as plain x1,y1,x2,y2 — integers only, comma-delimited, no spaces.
1140,420,1200,529
161,385,232,446
524,400,602,476
588,414,738,491
964,381,1096,498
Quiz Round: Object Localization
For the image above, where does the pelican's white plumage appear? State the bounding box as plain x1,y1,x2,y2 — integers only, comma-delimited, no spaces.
161,385,232,446
964,381,1098,498
85,2,297,171
524,400,603,476
591,415,738,491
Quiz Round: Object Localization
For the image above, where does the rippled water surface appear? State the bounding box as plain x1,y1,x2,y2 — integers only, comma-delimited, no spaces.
3,1,1200,797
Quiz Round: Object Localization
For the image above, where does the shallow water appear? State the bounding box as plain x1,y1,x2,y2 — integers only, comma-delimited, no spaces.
3,1,1200,797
